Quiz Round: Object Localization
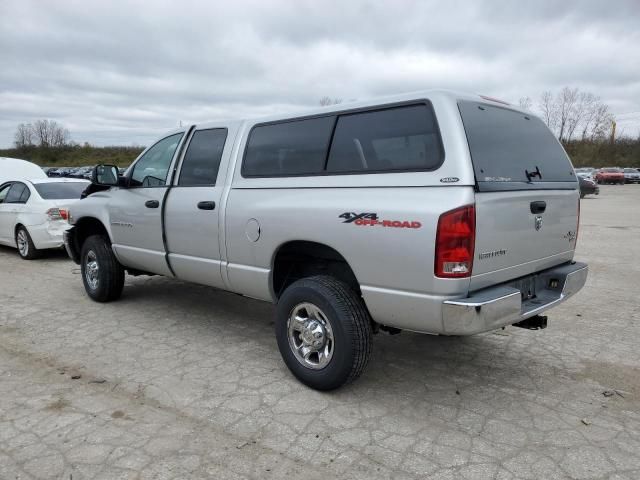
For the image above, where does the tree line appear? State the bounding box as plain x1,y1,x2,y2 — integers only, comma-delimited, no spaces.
14,119,70,149
519,87,615,143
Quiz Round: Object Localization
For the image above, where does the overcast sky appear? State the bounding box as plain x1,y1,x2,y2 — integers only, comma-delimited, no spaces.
1,0,639,148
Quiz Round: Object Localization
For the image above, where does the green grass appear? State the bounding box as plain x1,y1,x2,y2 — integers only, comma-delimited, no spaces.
0,145,144,168
563,139,640,168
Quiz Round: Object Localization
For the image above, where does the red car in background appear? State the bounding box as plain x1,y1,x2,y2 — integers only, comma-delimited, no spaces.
595,168,625,184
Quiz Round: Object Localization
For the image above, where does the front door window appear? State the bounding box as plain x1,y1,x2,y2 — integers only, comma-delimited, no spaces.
130,133,183,187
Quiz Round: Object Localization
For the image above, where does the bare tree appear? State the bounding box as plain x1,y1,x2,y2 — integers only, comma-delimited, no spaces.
590,104,614,141
556,87,579,142
31,119,70,147
565,92,596,141
52,125,70,147
538,91,556,131
529,87,616,143
319,96,342,106
580,99,609,141
518,96,533,110
14,123,35,149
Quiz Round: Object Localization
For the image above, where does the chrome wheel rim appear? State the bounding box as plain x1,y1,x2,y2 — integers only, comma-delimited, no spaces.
17,230,28,257
287,302,334,370
85,250,99,290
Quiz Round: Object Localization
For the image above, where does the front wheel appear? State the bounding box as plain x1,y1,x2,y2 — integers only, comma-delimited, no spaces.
275,275,372,390
80,235,125,302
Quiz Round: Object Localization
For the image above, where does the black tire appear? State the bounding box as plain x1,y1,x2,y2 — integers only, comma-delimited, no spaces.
275,275,372,390
580,193,585,199
80,235,125,302
15,226,40,260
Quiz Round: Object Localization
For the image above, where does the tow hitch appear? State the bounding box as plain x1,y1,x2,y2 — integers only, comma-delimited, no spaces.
513,315,548,330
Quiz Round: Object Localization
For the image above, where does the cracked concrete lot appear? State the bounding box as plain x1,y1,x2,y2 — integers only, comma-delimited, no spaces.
1,185,639,480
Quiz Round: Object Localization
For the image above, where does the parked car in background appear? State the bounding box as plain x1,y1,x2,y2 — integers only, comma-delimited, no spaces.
0,178,89,259
81,167,95,179
623,168,640,184
575,167,597,181
64,90,587,390
579,177,599,198
69,167,89,179
595,168,625,185
48,167,67,177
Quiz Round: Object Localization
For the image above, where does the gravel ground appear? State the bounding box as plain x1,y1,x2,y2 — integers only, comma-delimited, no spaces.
1,185,639,480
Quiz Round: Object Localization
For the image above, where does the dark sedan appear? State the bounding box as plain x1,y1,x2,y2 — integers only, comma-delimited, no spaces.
579,177,599,198
623,168,640,184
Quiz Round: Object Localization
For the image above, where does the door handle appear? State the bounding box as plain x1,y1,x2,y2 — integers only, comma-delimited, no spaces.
530,201,546,214
197,201,216,210
145,200,160,208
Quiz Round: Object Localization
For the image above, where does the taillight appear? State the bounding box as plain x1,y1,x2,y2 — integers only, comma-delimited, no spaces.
46,208,68,221
435,204,476,278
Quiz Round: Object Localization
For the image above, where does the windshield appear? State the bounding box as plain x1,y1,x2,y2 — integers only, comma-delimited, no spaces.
624,168,637,173
602,168,622,173
34,182,89,199
458,101,576,191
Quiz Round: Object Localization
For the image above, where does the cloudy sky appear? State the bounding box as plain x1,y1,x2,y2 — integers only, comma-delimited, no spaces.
1,0,639,148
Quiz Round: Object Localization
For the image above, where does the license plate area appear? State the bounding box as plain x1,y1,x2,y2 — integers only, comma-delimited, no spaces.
510,275,537,301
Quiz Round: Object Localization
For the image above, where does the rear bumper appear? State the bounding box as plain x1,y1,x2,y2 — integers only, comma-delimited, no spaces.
28,221,69,250
442,262,588,335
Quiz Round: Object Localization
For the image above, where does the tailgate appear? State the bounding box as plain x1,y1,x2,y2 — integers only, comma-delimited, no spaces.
457,99,580,291
471,189,578,290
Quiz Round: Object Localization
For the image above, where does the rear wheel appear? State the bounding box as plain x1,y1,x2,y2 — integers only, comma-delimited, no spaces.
80,235,125,302
15,226,40,260
275,275,372,390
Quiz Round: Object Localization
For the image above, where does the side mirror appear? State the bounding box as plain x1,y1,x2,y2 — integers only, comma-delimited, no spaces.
92,164,120,186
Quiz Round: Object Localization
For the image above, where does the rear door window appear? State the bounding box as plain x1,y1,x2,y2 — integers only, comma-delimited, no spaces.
326,104,443,173
19,186,31,203
458,101,576,191
5,183,27,203
0,184,12,203
178,128,228,186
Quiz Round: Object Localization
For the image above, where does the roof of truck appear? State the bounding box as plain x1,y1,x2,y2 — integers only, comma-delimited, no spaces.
192,89,530,132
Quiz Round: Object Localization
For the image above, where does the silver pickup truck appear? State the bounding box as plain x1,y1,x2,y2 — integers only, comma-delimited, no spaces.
64,90,588,390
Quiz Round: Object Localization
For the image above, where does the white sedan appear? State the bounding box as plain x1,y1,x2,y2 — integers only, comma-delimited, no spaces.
0,178,89,259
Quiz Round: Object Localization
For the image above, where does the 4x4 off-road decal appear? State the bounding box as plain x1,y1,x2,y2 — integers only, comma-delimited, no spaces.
339,212,422,229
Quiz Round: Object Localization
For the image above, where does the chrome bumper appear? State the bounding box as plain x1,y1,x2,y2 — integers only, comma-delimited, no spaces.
442,262,588,335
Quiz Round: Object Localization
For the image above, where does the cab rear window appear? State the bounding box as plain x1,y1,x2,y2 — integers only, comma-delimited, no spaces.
458,101,577,191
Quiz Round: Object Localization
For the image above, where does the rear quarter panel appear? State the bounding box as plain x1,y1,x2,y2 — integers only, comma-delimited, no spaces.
224,185,475,330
